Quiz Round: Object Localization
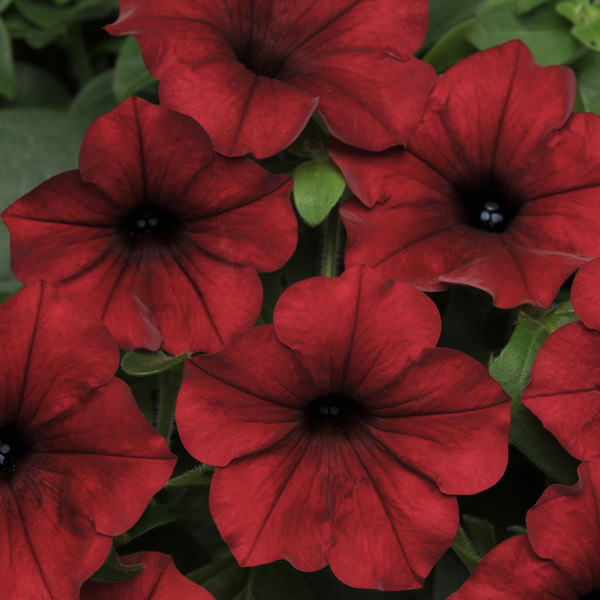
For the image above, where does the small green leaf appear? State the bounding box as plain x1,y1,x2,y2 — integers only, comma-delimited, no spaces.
293,159,346,227
423,0,488,50
462,515,496,557
573,51,600,112
0,0,12,13
116,502,201,546
69,70,118,122
167,465,215,489
91,547,144,583
556,1,582,23
572,18,600,50
0,18,15,99
506,524,528,535
517,0,548,14
556,0,600,49
113,36,156,102
121,349,190,376
424,19,477,73
189,556,314,600
14,0,113,29
450,525,480,573
489,301,580,484
468,0,580,65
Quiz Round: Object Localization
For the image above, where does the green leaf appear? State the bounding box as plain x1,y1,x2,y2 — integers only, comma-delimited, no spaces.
423,19,477,72
69,70,118,122
468,0,581,65
573,51,600,112
14,0,113,29
0,0,13,13
451,525,480,573
293,159,346,227
0,108,88,207
517,0,549,14
556,0,600,49
91,547,144,583
572,18,600,49
113,36,156,102
116,502,202,546
189,557,314,600
121,349,190,377
506,524,528,535
166,464,214,489
462,515,496,557
432,550,470,600
0,18,15,99
7,61,70,108
488,301,580,483
423,0,489,50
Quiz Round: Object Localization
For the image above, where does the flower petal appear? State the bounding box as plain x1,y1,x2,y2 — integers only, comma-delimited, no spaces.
522,322,600,461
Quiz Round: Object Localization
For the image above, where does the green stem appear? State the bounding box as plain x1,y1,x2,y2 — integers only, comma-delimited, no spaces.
320,207,343,278
157,363,184,442
451,524,480,573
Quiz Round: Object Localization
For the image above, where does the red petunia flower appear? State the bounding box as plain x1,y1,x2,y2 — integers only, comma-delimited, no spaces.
451,461,600,599
522,320,600,462
176,265,510,591
571,259,600,330
3,97,297,354
330,40,600,308
0,282,176,599
81,552,214,599
106,0,436,159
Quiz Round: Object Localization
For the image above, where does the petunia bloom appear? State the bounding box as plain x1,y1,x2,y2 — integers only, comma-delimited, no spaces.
451,461,600,599
176,265,510,590
3,97,297,354
0,282,176,599
330,40,600,308
106,0,436,158
81,552,214,599
571,258,600,330
522,319,600,462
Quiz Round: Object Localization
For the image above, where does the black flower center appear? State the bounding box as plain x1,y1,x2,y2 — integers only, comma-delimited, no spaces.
235,37,288,78
581,591,600,599
304,394,366,432
120,205,179,243
455,174,522,233
0,426,30,480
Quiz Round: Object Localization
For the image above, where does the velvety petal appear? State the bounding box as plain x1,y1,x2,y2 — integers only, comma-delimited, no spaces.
108,0,432,156
182,155,296,271
0,482,111,600
522,322,600,461
326,430,458,590
209,426,457,590
79,97,213,207
295,54,435,150
210,431,332,572
0,281,119,426
450,535,578,600
409,40,574,181
177,326,315,466
3,171,122,283
160,61,318,158
82,552,214,599
273,266,441,395
28,378,175,534
572,258,600,329
527,462,600,595
367,348,510,495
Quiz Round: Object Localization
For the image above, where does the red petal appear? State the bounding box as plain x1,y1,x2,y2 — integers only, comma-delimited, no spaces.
82,552,214,599
572,258,600,329
450,535,576,599
273,266,441,396
522,322,600,461
177,326,312,466
79,97,213,207
527,462,600,595
367,348,510,495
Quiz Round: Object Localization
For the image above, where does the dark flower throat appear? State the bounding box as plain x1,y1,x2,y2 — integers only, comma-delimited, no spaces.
0,426,30,479
455,174,522,233
305,394,365,432
120,205,179,243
